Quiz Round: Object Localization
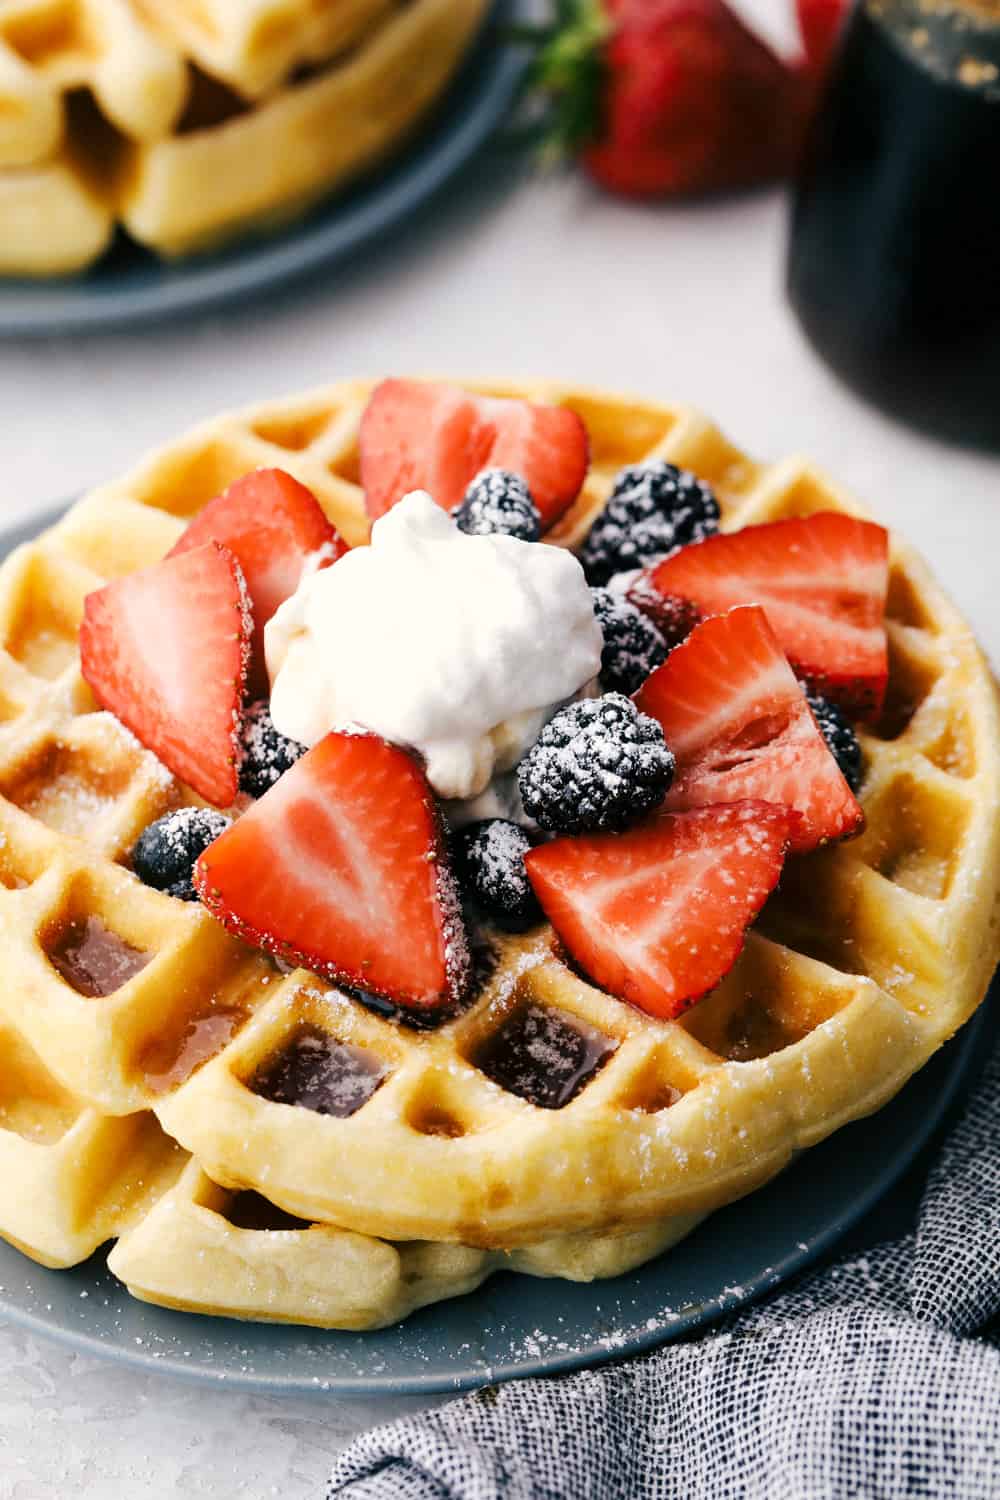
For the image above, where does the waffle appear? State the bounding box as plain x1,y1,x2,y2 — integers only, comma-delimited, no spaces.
0,0,189,167
119,0,489,258
0,154,112,274
135,0,398,100
0,0,487,273
108,1158,703,1330
0,382,995,1331
0,1011,183,1267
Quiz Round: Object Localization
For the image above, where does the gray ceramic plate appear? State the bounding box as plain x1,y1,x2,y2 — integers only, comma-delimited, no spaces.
0,508,993,1395
0,0,522,338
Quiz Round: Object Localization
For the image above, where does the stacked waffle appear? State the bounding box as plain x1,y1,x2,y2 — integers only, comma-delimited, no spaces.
0,0,488,275
0,379,996,1330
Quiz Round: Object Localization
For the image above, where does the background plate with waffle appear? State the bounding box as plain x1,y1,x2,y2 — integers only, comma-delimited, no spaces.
0,0,522,337
0,377,996,1361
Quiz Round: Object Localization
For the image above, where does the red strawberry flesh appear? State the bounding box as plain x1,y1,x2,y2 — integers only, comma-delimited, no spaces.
526,800,796,1020
195,731,468,1010
635,605,863,852
80,541,250,808
796,0,848,73
359,379,589,532
169,468,347,696
582,0,806,198
642,512,889,715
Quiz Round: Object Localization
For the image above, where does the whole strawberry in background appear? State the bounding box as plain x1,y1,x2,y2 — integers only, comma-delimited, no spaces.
523,0,848,198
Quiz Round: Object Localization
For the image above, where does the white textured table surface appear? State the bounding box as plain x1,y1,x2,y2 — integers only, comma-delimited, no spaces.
0,156,997,1498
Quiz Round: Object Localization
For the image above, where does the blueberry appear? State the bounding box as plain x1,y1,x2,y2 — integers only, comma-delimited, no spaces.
580,461,720,586
132,807,232,901
806,693,864,794
452,469,541,542
453,819,542,932
591,587,667,695
240,701,306,799
518,694,675,836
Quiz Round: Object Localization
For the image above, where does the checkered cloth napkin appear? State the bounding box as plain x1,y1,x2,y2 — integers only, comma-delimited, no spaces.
330,1029,1000,1500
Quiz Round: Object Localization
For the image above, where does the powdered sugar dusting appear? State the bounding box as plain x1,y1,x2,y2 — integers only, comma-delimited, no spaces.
518,694,674,834
230,553,255,767
436,842,471,1003
474,1002,616,1109
591,587,667,695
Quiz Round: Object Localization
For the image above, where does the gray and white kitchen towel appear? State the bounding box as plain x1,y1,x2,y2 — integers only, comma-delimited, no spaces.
330,1027,1000,1500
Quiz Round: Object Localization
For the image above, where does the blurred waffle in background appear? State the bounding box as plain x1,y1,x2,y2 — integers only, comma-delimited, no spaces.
0,0,489,276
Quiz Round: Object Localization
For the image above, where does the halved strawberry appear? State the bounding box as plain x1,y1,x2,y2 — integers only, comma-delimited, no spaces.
195,731,469,1010
359,379,589,531
635,606,863,852
80,542,250,808
169,468,347,695
642,512,889,715
526,801,797,1020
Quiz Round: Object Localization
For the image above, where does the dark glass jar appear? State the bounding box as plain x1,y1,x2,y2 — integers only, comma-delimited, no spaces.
787,0,1000,451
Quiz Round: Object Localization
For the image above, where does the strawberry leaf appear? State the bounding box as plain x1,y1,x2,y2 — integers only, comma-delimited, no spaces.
513,0,611,161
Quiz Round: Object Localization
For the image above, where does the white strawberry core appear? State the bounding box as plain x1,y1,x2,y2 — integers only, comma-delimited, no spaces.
726,0,806,64
265,491,603,804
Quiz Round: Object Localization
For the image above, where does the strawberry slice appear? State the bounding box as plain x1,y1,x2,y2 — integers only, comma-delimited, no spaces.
195,731,469,1010
642,512,889,715
635,606,863,853
169,468,347,695
526,801,796,1020
359,379,589,531
80,542,251,808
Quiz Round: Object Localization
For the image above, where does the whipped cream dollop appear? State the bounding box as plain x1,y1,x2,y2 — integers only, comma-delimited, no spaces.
266,490,603,803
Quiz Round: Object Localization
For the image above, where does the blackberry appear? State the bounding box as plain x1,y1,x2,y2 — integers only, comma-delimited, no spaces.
132,807,232,901
454,819,542,932
518,694,675,836
806,693,864,794
591,588,667,695
240,700,306,799
625,573,702,652
452,469,541,543
580,461,720,586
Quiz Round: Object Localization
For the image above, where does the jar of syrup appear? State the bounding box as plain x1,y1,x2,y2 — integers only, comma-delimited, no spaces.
787,0,1000,451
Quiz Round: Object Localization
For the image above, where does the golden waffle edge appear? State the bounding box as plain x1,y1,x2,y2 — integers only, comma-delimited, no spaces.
134,0,400,101
0,378,997,1328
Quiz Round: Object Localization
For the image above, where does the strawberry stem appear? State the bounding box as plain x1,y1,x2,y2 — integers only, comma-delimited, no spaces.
510,0,611,162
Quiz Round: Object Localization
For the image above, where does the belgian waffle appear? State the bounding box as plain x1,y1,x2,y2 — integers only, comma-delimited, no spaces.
0,0,488,273
0,380,996,1328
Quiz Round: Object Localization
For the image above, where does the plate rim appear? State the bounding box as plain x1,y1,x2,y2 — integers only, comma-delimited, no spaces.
0,502,993,1396
0,0,524,339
